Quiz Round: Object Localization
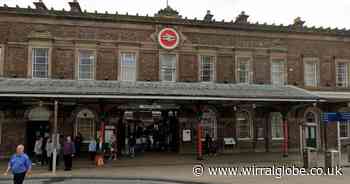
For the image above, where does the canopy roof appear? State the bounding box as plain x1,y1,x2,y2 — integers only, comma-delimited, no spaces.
0,78,320,102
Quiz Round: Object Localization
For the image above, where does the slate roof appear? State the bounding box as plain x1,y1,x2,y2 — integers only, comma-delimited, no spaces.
0,78,320,101
0,5,349,37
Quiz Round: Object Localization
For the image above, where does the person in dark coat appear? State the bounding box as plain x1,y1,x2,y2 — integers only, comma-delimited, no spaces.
204,134,212,155
74,132,83,157
63,136,75,171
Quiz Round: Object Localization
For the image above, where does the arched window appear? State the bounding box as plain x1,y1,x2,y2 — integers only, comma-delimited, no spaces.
236,111,252,139
28,106,50,121
201,108,217,140
304,111,318,148
270,112,283,139
306,112,316,124
76,109,96,142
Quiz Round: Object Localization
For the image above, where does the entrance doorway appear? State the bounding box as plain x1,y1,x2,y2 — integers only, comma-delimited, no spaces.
26,122,50,156
121,110,179,155
304,112,318,148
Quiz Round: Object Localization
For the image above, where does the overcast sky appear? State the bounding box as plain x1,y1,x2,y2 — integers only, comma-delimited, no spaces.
2,0,350,29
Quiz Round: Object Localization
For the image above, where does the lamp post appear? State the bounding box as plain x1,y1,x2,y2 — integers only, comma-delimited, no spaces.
52,100,58,174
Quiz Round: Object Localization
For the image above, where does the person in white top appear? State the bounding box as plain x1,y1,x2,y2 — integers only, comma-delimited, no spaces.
46,137,61,171
34,137,43,165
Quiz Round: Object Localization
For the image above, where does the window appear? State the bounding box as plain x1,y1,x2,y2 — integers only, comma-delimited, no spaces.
237,57,251,84
270,112,284,139
120,52,137,81
271,60,285,85
160,54,177,82
0,46,3,76
78,50,95,80
201,108,217,140
236,111,252,139
200,55,215,82
340,121,350,138
336,62,349,88
32,48,49,79
76,109,95,143
304,60,318,87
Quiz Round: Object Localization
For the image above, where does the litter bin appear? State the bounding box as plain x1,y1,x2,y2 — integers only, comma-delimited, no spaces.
325,149,340,168
303,147,317,168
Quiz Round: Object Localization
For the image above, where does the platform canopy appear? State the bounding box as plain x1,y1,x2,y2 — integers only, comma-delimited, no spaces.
0,78,320,102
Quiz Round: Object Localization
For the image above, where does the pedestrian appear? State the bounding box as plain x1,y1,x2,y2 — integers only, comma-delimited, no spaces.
46,137,60,171
63,136,75,171
4,144,32,184
110,133,117,160
95,137,105,167
204,134,212,156
41,135,49,166
88,138,97,162
74,132,83,157
129,135,136,158
34,137,43,165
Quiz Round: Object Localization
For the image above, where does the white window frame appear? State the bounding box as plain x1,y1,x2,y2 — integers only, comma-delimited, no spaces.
119,51,138,81
75,109,96,143
236,110,253,140
159,53,177,82
31,47,50,79
236,56,252,84
201,109,217,141
77,49,96,80
340,121,350,139
271,59,286,85
303,58,319,87
199,55,216,82
336,60,350,88
0,45,4,77
270,112,284,140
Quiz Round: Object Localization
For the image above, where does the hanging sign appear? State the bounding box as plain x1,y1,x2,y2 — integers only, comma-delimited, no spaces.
158,27,180,50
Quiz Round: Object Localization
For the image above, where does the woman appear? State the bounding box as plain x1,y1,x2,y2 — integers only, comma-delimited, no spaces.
88,138,97,162
46,137,61,171
63,136,75,171
110,133,117,160
33,137,42,165
95,137,106,167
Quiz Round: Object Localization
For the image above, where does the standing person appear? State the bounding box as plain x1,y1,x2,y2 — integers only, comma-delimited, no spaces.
4,145,32,184
95,137,105,167
46,138,53,171
63,136,75,171
110,132,117,160
129,135,136,158
33,137,42,165
204,134,212,156
41,135,49,166
74,132,83,158
88,138,97,162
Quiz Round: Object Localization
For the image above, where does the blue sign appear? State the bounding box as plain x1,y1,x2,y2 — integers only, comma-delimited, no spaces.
323,112,339,122
323,112,350,123
340,112,350,121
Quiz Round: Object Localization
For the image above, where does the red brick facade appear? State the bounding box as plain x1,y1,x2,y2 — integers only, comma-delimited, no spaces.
0,1,348,158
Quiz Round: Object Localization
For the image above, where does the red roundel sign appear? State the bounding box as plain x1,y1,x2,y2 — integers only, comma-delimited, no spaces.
158,28,180,50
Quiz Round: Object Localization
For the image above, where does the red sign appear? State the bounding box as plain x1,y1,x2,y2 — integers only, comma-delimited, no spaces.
158,27,180,50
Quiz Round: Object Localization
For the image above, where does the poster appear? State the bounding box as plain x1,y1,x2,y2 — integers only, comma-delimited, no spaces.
182,129,191,142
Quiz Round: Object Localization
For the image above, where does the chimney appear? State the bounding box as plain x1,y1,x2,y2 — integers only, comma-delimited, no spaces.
235,11,249,24
33,0,48,11
69,0,82,14
203,10,213,22
293,17,305,27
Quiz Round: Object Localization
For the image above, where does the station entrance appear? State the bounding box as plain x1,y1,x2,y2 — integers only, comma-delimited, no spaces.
119,110,180,156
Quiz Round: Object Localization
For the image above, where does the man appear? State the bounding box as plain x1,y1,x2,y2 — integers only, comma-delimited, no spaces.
63,136,75,171
4,145,32,184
